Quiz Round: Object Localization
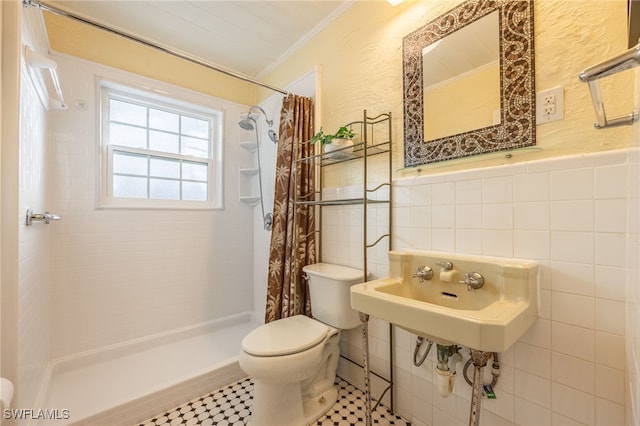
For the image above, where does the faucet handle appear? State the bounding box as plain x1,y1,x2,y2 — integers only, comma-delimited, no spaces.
460,272,484,291
412,266,434,283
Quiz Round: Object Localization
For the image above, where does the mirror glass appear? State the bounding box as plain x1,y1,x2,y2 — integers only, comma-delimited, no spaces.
629,0,640,48
423,11,500,141
403,0,535,167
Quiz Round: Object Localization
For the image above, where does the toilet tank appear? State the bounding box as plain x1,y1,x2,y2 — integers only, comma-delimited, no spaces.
303,263,365,330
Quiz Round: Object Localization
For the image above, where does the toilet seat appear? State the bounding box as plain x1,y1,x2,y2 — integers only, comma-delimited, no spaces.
242,315,329,357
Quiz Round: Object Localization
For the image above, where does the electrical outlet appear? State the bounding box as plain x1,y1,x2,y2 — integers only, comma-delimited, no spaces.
536,86,564,123
544,101,555,116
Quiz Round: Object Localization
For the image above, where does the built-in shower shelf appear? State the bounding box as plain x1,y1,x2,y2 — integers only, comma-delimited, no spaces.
240,196,261,205
240,167,259,176
239,123,260,205
240,141,257,152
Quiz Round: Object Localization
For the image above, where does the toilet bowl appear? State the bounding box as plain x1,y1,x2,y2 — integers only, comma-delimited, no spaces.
239,263,365,426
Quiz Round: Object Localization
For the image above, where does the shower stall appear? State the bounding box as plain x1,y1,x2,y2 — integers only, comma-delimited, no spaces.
3,8,251,424
0,2,315,425
1,5,318,423
8,47,260,424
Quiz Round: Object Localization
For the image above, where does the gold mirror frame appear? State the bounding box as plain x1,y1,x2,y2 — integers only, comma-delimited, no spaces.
403,0,535,167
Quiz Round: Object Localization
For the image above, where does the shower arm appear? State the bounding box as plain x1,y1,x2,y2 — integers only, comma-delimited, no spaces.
247,106,273,128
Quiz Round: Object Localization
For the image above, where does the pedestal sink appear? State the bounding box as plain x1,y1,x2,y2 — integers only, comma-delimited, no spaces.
350,250,539,353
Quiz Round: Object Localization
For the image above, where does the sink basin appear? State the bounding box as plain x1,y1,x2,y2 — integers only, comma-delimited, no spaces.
350,250,538,352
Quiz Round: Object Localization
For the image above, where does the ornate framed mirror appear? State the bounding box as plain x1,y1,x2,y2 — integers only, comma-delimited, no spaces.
402,0,535,167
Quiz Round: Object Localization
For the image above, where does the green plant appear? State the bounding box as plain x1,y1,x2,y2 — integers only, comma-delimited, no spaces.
309,126,355,145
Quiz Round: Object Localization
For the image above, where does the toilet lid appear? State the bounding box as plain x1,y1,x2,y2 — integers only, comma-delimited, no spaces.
241,315,329,357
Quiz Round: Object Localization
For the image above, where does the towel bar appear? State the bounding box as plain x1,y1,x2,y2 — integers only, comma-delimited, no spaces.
579,43,640,129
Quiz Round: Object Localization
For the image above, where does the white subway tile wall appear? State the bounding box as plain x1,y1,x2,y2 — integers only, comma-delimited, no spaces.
330,149,635,425
18,66,51,409
627,75,640,426
46,55,255,359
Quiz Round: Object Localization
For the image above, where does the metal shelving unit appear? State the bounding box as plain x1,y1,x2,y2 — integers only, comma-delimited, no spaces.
294,110,394,421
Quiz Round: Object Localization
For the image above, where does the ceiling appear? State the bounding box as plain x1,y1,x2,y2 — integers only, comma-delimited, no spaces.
44,0,351,79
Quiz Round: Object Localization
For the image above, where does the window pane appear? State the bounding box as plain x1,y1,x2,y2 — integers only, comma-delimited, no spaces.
182,181,207,201
110,99,147,126
149,130,179,154
181,136,209,158
113,175,147,198
110,123,147,149
103,83,219,207
181,116,209,138
182,161,208,181
113,151,148,176
150,157,180,179
150,179,180,200
149,109,179,132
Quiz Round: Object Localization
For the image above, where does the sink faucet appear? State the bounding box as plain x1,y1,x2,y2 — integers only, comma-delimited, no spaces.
412,266,433,283
460,272,484,291
436,261,453,270
436,260,455,281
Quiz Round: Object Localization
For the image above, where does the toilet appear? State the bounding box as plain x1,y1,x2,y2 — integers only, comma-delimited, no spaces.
239,263,365,426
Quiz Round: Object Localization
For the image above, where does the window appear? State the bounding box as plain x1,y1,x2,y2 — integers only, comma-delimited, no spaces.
99,80,223,209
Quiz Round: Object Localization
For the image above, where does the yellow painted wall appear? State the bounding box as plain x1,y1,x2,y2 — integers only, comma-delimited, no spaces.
260,0,633,185
43,12,256,106
43,0,634,184
423,64,500,141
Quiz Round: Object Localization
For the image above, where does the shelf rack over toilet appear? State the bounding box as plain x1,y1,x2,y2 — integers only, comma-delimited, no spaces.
294,110,394,425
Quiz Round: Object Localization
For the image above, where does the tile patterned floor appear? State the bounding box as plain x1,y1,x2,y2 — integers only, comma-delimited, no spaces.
138,377,410,426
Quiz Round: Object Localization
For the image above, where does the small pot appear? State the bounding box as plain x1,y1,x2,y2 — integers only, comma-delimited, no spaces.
324,138,354,159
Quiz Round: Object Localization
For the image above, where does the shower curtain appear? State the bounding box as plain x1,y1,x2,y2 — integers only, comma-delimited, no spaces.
265,94,316,323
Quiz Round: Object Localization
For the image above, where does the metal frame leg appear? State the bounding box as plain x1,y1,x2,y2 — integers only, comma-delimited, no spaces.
468,349,492,426
359,312,372,426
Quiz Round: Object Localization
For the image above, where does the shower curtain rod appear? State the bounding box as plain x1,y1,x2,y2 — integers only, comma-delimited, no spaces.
23,0,290,96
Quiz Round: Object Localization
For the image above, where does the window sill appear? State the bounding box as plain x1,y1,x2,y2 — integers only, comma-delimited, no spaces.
97,198,223,211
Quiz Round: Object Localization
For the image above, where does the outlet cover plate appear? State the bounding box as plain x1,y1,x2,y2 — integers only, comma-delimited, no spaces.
536,86,564,124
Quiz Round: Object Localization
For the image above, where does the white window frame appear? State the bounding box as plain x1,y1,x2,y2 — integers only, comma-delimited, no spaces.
98,79,223,210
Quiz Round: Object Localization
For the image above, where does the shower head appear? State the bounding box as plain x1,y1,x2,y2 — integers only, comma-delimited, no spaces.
238,116,255,131
238,116,278,144
238,106,278,144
